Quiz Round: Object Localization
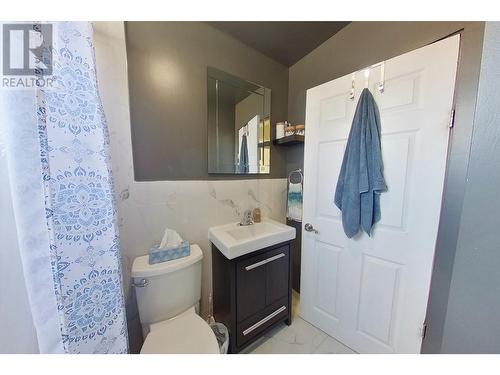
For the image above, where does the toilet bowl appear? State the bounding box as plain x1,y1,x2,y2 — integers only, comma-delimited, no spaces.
140,306,219,354
132,244,220,354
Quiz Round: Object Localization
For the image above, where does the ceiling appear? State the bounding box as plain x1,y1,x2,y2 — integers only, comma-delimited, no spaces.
207,21,350,67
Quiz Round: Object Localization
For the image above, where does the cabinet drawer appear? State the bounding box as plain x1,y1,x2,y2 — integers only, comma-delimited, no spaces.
236,296,288,348
236,245,289,322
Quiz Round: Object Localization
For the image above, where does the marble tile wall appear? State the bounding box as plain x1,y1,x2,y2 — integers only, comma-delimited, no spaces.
115,178,287,309
93,22,287,351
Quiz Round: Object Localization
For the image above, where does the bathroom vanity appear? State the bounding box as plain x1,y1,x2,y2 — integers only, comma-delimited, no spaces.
209,219,296,353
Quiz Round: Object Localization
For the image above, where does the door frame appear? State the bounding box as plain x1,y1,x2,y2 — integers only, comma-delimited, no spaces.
422,26,485,353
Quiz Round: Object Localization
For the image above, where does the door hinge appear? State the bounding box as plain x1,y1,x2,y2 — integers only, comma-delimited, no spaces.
421,323,428,339
449,108,456,128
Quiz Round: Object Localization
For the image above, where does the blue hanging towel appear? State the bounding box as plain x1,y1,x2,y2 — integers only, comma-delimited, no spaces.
334,88,387,238
238,134,249,173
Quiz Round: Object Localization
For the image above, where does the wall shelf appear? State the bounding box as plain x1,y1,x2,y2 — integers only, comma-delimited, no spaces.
273,135,304,146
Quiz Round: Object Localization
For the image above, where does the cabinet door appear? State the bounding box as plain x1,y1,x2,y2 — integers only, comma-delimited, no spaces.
265,245,290,305
236,254,267,322
236,245,290,322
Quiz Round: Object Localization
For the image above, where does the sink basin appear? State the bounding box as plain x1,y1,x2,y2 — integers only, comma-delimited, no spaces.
209,218,296,259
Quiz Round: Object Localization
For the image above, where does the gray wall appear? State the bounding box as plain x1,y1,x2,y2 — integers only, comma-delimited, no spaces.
286,144,304,292
125,22,289,180
286,21,485,352
438,22,500,353
288,22,483,125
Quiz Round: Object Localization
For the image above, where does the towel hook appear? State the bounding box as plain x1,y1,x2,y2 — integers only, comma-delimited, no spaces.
241,123,249,136
350,61,386,95
378,61,385,94
349,73,356,100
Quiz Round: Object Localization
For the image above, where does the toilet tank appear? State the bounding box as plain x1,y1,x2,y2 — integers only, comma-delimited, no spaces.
131,244,203,325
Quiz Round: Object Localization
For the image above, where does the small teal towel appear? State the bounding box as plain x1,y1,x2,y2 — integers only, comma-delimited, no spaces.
149,241,190,264
334,88,387,238
287,181,303,222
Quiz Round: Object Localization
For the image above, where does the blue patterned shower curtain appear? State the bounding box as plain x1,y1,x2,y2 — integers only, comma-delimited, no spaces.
0,22,128,353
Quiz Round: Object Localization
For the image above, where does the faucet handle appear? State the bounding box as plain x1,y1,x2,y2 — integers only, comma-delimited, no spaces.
243,209,252,220
240,209,254,225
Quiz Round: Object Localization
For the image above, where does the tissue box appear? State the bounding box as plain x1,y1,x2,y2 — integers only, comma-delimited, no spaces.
148,240,190,264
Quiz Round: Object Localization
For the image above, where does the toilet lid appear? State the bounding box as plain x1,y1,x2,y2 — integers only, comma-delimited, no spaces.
141,310,220,354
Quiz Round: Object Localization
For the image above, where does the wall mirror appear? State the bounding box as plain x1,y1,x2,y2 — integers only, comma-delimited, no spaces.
207,67,271,174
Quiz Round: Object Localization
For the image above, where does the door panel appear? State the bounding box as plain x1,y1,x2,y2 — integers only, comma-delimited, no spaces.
316,141,345,220
374,70,422,112
314,241,341,319
320,93,351,124
300,35,460,353
357,254,401,346
378,132,414,230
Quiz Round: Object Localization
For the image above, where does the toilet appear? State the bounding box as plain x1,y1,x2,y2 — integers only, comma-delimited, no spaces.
131,244,220,354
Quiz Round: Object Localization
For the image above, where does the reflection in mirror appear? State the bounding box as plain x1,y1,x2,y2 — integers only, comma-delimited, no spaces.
207,67,271,174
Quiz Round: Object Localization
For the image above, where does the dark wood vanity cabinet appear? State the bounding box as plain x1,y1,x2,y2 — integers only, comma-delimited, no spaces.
212,241,293,353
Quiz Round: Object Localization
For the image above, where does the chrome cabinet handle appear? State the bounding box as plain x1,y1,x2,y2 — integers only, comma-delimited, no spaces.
244,253,285,271
304,223,319,234
242,306,287,336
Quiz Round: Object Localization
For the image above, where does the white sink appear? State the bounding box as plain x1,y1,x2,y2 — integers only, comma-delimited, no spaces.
209,218,296,259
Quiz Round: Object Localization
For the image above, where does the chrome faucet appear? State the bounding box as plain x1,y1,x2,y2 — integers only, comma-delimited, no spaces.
239,209,254,226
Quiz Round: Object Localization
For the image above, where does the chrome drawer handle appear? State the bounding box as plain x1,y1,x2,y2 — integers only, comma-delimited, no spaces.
244,253,285,271
242,305,287,336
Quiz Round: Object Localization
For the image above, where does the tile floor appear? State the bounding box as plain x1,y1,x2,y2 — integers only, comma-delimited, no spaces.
241,292,357,354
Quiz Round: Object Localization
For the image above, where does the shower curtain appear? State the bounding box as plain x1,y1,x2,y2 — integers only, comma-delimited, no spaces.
0,22,128,353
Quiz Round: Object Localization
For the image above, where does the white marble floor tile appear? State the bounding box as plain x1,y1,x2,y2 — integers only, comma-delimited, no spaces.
313,336,356,354
247,317,327,354
244,292,357,354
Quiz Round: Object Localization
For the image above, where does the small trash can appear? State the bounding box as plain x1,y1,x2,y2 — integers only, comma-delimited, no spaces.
210,322,229,354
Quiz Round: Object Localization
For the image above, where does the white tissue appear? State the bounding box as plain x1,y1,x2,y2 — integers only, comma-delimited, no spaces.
159,227,183,249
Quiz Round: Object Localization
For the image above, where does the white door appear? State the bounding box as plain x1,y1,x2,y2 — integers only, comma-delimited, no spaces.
300,35,460,354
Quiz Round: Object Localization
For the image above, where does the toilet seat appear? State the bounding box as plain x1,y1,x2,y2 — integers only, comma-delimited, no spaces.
141,307,220,354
